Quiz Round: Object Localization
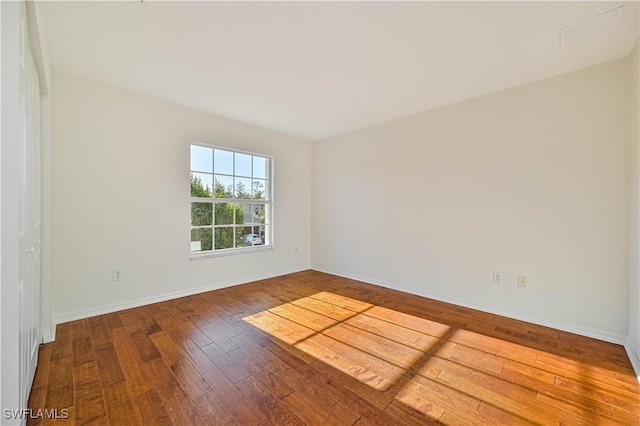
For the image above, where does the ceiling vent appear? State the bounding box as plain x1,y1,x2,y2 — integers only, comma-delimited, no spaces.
560,6,624,47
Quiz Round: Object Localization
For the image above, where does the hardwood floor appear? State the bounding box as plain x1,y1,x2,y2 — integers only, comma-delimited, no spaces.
28,270,639,425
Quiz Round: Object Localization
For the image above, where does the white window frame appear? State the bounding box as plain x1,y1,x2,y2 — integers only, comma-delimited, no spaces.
189,142,274,259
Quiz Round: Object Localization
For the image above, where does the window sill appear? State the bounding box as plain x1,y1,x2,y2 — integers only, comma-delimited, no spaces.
189,245,273,260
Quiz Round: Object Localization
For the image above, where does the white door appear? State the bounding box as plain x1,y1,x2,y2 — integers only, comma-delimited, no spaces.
17,12,42,409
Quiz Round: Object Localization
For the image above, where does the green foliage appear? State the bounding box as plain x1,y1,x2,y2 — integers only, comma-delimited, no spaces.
191,174,244,251
214,179,232,198
252,181,265,199
235,182,250,199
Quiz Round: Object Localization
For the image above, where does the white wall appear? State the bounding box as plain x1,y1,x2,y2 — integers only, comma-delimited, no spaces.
629,39,640,375
50,74,311,324
312,58,631,342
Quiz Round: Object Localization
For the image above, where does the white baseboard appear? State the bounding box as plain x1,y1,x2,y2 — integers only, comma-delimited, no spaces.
51,266,308,332
311,266,628,345
625,339,640,382
42,328,56,344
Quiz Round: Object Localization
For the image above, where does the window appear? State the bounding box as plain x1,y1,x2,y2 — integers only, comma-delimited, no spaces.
190,143,272,257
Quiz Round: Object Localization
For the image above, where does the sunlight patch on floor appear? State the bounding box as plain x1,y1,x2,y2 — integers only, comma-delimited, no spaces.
243,291,449,392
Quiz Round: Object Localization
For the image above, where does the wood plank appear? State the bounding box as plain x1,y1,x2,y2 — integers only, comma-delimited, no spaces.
309,291,374,312
536,384,620,423
104,399,143,426
119,310,143,335
39,406,74,425
472,402,537,426
384,400,441,426
447,343,505,375
278,348,401,423
94,345,125,388
136,307,163,335
101,381,131,412
103,312,124,330
102,381,144,426
72,361,106,424
177,338,267,425
499,359,556,391
45,355,74,410
365,305,451,337
552,375,640,415
72,336,95,367
243,311,316,345
28,343,52,425
424,356,564,425
310,357,394,410
198,322,240,352
610,406,640,425
176,320,213,348
268,302,338,332
535,350,618,382
394,373,481,423
200,343,251,384
290,296,358,320
170,357,211,399
88,318,112,350
448,328,505,354
129,331,161,362
279,366,365,423
148,331,183,367
279,389,342,425
296,333,405,389
237,347,294,399
235,376,305,425
323,322,424,369
132,390,172,426
345,314,440,352
50,323,72,361
193,390,240,425
143,357,205,425
110,328,152,397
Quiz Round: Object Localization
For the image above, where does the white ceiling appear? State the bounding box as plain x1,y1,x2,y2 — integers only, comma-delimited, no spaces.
40,1,639,141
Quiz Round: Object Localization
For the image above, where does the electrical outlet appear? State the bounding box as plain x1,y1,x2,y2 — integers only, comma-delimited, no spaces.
493,271,502,284
112,270,122,281
517,275,527,288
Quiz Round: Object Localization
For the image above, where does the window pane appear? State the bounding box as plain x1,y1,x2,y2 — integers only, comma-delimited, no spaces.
252,179,267,199
242,205,252,224
214,227,234,250
235,153,252,177
250,204,265,224
214,175,233,198
191,228,212,252
214,202,234,225
233,204,244,224
191,173,213,197
214,149,233,175
235,177,252,199
191,203,212,226
253,156,268,179
238,226,263,247
237,226,250,247
259,225,269,245
191,145,212,173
